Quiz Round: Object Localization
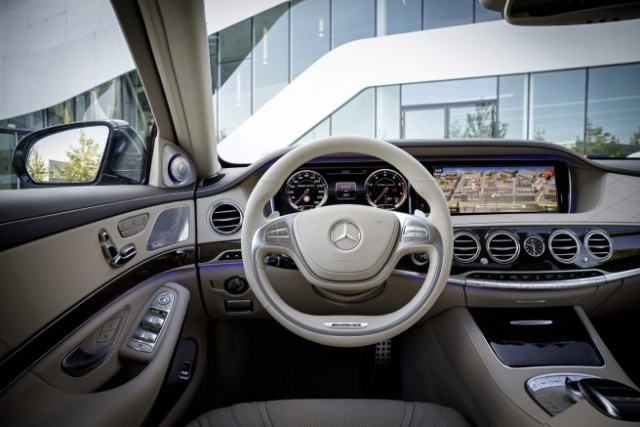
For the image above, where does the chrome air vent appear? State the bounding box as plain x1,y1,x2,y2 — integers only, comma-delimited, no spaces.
549,230,580,263
209,202,243,235
585,230,613,261
486,231,520,264
453,231,481,263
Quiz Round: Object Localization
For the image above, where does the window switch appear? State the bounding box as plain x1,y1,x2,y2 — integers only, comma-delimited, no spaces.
141,314,164,332
178,361,192,380
133,330,158,343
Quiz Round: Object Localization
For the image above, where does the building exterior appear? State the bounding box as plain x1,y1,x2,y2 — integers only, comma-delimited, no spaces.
1,0,639,187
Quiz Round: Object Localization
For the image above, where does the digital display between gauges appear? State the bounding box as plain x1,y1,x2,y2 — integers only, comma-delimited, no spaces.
285,170,329,211
364,169,408,210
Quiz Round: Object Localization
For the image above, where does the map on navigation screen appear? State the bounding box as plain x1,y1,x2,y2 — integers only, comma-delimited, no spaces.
432,166,558,214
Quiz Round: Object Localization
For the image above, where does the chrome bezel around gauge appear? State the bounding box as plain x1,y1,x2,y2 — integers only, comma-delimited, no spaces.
364,168,408,210
285,170,329,211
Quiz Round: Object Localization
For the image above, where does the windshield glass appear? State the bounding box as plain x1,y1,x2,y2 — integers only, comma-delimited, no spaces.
207,0,640,164
1,0,639,180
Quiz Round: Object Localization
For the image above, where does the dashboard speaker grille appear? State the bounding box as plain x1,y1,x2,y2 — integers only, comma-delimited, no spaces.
453,231,480,263
549,230,580,263
486,231,520,264
210,202,243,235
585,230,612,260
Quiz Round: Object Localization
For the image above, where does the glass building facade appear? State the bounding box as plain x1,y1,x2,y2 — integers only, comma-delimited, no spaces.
210,0,502,140
296,63,640,157
1,0,639,188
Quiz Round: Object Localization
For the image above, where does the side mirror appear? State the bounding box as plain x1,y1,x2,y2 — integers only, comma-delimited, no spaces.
12,120,149,187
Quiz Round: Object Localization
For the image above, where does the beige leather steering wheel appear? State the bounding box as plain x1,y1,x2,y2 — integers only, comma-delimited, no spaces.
241,136,453,347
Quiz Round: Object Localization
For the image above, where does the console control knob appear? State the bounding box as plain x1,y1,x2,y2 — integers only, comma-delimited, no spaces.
224,277,248,295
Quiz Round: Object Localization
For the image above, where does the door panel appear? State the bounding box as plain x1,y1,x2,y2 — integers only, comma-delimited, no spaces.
0,280,191,427
0,183,201,427
0,200,196,354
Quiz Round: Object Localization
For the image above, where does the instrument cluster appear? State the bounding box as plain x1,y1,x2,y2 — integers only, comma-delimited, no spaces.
278,165,410,214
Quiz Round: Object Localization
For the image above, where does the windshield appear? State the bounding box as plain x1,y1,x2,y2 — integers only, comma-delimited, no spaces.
207,0,640,164
1,0,639,181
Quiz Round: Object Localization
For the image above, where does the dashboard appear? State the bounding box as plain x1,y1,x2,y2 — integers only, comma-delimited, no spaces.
274,160,570,215
197,139,640,313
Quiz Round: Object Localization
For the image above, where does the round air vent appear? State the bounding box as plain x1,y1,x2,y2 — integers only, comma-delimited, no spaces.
584,230,613,261
453,231,481,263
549,229,580,263
486,231,520,264
209,202,243,235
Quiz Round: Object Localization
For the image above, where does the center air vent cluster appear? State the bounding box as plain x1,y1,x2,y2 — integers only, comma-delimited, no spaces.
451,228,613,266
209,202,243,235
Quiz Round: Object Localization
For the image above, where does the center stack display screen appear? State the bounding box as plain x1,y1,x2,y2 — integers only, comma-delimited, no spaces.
431,165,559,214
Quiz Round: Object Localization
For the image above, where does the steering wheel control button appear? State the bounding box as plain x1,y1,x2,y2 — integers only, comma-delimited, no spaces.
402,219,429,242
265,222,290,243
330,222,361,250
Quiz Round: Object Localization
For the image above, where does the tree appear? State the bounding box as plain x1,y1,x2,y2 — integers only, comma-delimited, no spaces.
572,121,622,157
26,148,48,182
58,131,101,182
630,127,640,149
532,128,546,142
449,104,507,139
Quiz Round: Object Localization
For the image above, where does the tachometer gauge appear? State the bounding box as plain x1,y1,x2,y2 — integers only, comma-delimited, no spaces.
285,170,329,211
364,169,408,210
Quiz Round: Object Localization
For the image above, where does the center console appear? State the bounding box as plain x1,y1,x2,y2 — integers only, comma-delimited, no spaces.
419,306,640,427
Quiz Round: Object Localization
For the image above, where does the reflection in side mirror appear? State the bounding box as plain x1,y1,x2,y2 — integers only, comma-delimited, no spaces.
25,126,109,184
13,120,149,187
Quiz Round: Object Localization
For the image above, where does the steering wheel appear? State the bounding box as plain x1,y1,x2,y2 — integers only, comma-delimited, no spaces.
241,136,453,347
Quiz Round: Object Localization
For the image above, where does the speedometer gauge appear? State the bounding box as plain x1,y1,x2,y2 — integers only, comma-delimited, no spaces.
364,169,408,210
285,170,329,211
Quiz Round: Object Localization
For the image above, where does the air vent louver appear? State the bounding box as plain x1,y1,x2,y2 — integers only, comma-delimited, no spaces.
209,202,243,235
549,230,580,263
585,230,612,261
486,231,520,264
453,231,480,263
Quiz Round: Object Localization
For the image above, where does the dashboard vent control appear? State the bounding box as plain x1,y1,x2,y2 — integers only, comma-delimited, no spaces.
210,202,243,235
453,231,481,263
486,231,520,264
584,230,612,260
549,230,580,263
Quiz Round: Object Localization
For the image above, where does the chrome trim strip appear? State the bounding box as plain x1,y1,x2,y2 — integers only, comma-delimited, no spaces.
392,267,640,290
510,320,553,326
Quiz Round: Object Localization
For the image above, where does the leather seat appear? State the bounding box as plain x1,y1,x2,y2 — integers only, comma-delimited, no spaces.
185,399,471,427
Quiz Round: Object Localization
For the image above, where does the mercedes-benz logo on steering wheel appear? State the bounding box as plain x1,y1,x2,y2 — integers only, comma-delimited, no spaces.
330,222,361,250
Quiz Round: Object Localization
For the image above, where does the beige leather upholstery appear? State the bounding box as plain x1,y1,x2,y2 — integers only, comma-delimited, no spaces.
186,399,471,427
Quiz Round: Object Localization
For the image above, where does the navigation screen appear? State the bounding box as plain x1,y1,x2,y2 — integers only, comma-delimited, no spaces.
432,166,558,214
